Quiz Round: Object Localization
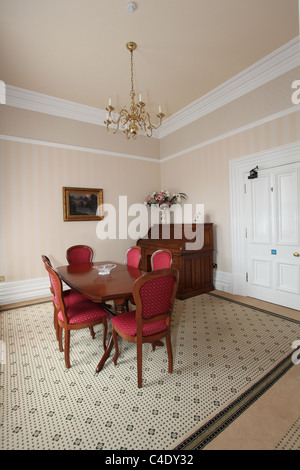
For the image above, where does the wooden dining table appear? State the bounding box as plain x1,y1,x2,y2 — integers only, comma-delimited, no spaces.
56,261,143,372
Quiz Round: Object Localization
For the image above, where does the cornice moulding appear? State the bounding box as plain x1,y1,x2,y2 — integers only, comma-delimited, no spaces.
6,86,107,125
5,86,160,138
5,37,300,138
158,36,300,138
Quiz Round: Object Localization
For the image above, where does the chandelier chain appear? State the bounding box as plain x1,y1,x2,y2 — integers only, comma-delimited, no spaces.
130,49,134,95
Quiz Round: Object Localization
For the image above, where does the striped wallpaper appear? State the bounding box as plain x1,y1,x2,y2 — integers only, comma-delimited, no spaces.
0,140,160,282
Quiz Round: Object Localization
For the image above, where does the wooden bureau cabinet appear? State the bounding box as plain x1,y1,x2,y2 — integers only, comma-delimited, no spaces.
137,223,214,300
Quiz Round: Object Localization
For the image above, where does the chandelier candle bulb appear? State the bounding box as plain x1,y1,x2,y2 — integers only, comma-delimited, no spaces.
109,97,112,106
159,105,162,114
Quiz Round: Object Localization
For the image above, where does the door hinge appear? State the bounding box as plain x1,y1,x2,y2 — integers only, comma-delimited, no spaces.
271,187,274,192
246,272,248,282
244,183,247,194
245,228,247,238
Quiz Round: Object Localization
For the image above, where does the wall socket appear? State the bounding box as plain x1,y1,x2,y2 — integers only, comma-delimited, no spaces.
0,275,5,282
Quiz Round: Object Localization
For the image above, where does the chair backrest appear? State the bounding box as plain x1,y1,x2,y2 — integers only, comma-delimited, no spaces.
66,245,94,265
150,249,173,271
125,246,141,269
133,268,179,328
41,255,53,267
44,262,67,322
41,255,54,295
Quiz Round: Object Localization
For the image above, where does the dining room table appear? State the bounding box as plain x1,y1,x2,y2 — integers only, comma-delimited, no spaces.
56,261,143,372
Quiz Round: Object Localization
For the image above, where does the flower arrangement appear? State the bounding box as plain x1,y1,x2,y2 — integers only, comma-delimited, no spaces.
144,190,188,209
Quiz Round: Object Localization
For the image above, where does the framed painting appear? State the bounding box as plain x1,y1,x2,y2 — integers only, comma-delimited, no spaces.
63,187,103,221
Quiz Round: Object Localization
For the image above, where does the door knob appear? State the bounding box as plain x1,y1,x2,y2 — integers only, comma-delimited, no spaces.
293,252,300,257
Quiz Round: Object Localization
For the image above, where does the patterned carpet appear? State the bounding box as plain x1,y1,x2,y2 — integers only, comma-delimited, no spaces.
1,293,299,450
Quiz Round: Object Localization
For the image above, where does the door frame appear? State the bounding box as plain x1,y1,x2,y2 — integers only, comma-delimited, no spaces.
229,141,300,298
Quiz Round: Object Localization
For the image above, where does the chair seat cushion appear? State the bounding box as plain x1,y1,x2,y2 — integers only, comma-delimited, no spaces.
58,300,108,325
111,311,167,337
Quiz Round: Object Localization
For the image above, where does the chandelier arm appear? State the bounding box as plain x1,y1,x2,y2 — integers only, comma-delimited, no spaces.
142,117,153,137
106,109,130,134
144,112,164,131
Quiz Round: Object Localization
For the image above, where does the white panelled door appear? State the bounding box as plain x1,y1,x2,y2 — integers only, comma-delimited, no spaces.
245,162,300,310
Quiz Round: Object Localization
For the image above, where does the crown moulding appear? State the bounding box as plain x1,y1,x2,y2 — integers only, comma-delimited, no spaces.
158,36,300,138
5,37,300,140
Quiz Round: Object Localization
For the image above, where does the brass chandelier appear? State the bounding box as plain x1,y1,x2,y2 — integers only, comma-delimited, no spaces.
104,42,165,139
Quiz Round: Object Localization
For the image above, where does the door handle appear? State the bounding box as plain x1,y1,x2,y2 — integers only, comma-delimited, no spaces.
293,252,300,257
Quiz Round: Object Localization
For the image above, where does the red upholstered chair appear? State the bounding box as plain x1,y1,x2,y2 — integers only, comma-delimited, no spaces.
42,255,88,339
151,249,173,271
110,268,179,388
125,246,141,268
44,262,108,368
66,245,94,265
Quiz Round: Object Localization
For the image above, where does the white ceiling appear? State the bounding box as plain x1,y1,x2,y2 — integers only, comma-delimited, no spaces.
0,0,299,119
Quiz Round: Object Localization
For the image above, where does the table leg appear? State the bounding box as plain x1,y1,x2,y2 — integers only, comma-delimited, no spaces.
95,298,128,373
114,298,128,315
96,334,114,372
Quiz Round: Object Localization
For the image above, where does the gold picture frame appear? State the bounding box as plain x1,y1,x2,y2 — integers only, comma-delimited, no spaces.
63,187,103,221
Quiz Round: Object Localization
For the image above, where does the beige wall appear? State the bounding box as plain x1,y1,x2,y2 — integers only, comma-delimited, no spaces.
0,138,160,282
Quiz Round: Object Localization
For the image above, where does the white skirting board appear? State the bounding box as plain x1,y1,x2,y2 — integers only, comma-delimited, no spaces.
0,270,233,306
0,277,51,306
213,270,233,294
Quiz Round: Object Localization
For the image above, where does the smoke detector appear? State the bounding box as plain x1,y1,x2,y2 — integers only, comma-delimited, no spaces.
126,1,137,13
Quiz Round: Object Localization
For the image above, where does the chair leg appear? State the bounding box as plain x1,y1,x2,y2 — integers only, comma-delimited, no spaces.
112,327,119,365
89,327,95,339
102,319,108,351
64,329,71,368
137,339,143,388
58,325,63,352
53,305,59,341
166,331,173,374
